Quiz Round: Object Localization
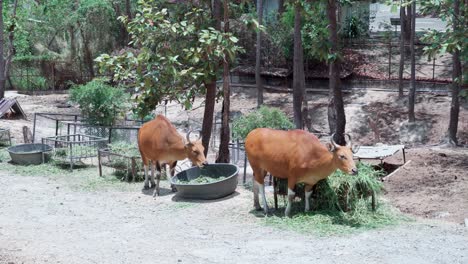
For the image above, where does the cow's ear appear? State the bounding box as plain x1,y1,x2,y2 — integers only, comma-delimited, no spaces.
326,143,335,152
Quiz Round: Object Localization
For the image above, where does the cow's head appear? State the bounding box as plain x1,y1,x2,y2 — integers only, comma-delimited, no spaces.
184,130,207,167
327,134,359,175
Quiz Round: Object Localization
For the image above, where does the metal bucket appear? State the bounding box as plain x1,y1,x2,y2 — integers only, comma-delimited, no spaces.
7,143,52,165
171,163,239,200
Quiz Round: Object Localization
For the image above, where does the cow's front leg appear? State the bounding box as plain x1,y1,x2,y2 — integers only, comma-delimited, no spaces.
285,188,295,217
304,184,314,212
256,181,269,214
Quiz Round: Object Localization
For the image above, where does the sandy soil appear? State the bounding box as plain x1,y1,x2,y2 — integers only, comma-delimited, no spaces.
0,171,467,264
1,88,468,263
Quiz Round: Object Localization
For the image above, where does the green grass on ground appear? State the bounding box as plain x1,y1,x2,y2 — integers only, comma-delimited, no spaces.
0,149,140,192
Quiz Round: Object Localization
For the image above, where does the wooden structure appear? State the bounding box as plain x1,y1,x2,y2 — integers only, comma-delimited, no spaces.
0,98,26,119
98,148,142,182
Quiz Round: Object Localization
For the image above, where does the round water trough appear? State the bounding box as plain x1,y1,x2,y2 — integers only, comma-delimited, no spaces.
7,143,52,165
171,163,239,200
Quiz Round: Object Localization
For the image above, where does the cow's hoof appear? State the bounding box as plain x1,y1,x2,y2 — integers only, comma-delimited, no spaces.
143,185,150,190
171,187,177,192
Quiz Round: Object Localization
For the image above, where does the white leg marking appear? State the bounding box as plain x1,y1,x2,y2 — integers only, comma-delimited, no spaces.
256,181,269,214
305,190,313,212
285,188,295,217
143,165,149,188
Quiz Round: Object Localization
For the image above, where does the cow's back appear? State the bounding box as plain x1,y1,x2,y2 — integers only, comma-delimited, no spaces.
138,115,184,162
245,128,325,178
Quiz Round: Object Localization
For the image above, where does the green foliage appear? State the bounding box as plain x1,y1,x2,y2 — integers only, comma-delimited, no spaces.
420,0,467,85
314,163,384,211
341,12,369,39
231,106,294,140
97,0,244,117
70,79,131,126
268,2,330,62
265,163,405,235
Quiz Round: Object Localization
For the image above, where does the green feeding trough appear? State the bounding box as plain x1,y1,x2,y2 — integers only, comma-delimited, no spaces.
7,143,52,165
171,163,239,199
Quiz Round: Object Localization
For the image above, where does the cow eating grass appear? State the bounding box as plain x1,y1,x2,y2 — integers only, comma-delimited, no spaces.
245,129,358,217
138,115,207,196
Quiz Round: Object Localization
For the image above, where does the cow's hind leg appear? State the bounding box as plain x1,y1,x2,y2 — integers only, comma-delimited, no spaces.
285,178,297,217
304,184,314,212
169,161,177,192
153,161,162,197
142,157,150,190
252,167,268,214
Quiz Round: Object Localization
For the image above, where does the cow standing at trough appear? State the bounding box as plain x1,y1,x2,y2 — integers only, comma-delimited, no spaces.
245,128,358,217
138,115,207,196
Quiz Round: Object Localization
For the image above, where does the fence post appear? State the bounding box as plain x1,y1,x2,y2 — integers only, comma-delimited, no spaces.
32,113,37,143
108,127,113,143
432,58,436,81
388,41,392,79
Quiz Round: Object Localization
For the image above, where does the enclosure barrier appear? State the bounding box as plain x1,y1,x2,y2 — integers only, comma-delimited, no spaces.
42,134,107,170
98,148,143,182
0,128,12,147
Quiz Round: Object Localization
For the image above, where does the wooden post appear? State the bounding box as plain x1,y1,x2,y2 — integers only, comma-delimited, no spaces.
388,41,392,79
98,150,103,177
131,157,137,182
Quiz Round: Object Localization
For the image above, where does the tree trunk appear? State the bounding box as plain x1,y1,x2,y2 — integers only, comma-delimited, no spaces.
408,1,416,123
216,0,230,163
125,0,132,19
0,0,18,99
292,3,305,129
447,0,461,145
404,4,412,42
79,26,95,79
327,0,346,145
255,0,264,107
201,81,216,156
278,0,285,17
0,0,5,100
200,0,221,157
398,1,405,98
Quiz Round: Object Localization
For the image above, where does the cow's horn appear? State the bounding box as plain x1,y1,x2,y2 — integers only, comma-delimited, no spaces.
186,130,194,144
330,133,339,149
345,133,352,147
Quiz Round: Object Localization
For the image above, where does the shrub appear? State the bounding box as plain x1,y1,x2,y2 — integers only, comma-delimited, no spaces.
70,79,130,126
231,106,294,140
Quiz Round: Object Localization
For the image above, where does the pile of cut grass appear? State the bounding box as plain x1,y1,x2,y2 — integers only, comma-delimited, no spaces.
262,163,409,235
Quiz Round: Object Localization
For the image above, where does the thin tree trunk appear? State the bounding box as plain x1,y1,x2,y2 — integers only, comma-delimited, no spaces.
398,1,405,98
447,0,461,145
79,26,95,79
0,0,18,99
327,0,346,145
201,81,216,156
404,4,412,42
292,3,305,129
278,0,285,17
200,0,221,156
408,1,416,122
0,0,5,99
69,26,77,60
216,0,230,163
255,0,264,107
125,0,132,19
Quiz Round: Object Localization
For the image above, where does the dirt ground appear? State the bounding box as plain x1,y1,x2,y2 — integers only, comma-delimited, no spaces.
0,171,467,264
1,88,468,263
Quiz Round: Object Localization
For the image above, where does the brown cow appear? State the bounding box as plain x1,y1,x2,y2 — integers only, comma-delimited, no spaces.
138,115,207,196
245,128,358,217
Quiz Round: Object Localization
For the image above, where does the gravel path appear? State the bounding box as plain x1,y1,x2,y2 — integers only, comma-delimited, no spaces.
0,171,467,264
